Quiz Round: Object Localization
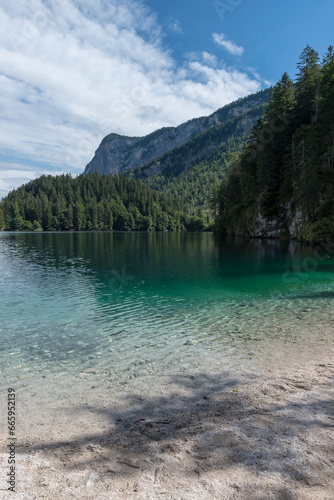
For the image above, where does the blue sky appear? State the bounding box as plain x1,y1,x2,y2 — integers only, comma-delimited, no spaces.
153,0,333,83
0,0,333,198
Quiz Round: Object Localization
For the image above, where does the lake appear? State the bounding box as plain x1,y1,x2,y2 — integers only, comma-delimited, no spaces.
1,231,334,386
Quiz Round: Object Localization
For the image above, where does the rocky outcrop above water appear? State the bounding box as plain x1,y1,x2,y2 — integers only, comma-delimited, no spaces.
247,207,306,240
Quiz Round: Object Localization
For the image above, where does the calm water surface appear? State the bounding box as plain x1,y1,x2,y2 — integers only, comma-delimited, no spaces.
1,232,334,385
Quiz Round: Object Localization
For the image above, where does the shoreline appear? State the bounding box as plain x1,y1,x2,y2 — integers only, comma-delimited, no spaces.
213,231,334,247
0,336,333,499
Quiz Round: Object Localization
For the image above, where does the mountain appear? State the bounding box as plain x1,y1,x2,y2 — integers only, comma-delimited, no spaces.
212,45,334,242
84,90,270,179
123,96,269,207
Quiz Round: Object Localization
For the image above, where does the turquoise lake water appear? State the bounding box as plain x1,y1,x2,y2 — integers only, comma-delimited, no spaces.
1,232,334,385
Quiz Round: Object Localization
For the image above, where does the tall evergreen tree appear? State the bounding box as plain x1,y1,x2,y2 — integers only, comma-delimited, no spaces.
295,45,321,125
255,73,296,215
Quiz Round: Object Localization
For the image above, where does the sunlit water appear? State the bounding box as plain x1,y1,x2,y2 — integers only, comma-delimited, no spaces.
1,232,334,386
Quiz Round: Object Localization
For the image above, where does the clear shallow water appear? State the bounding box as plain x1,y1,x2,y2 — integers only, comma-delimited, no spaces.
0,232,334,385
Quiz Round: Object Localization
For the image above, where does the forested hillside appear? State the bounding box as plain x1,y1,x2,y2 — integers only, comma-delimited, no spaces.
124,94,269,207
0,173,209,232
212,45,334,242
137,135,247,207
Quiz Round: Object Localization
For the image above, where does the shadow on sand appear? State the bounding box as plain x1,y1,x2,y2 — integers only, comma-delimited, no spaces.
22,367,334,498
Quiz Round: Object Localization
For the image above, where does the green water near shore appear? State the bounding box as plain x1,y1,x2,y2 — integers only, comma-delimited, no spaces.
0,232,334,385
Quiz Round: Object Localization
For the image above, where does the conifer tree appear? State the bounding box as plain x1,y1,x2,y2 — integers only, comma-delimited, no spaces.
295,45,320,126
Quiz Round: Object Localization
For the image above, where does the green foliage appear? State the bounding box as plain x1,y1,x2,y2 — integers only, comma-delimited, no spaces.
133,135,248,208
298,219,334,242
213,44,334,242
295,45,321,126
0,206,4,230
184,215,209,232
32,220,43,231
0,173,200,232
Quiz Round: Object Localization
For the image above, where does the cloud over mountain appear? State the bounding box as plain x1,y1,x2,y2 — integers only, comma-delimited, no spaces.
0,0,261,196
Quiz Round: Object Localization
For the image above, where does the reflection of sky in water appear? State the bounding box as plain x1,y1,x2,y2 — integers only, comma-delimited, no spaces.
0,232,334,385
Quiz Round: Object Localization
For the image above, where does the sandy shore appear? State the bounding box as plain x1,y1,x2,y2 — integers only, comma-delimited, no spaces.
0,337,333,500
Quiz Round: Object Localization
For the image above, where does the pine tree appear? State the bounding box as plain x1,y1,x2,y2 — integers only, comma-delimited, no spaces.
256,73,296,215
295,45,321,126
317,46,334,199
73,202,85,231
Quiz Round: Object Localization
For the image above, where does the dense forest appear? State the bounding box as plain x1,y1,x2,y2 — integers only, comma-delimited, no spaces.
211,45,334,241
128,132,248,208
0,173,209,232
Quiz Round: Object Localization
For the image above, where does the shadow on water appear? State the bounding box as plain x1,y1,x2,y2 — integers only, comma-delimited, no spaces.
292,290,334,300
24,370,334,496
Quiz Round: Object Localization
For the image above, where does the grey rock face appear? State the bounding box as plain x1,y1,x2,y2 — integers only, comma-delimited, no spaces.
86,136,138,175
249,213,285,238
288,210,305,237
84,90,269,176
249,207,306,239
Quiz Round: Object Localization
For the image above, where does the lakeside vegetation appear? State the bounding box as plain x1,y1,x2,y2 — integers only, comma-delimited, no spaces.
0,173,209,232
211,45,334,241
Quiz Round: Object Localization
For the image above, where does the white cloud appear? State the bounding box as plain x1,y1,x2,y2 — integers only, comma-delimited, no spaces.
202,52,217,66
0,161,72,199
168,18,183,35
0,1,261,196
213,33,244,56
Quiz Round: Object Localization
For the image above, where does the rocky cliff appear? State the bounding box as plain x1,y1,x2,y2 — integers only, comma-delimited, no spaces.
84,89,270,176
248,208,306,239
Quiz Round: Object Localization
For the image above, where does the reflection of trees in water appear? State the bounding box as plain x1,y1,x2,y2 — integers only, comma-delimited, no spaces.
3,232,334,298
